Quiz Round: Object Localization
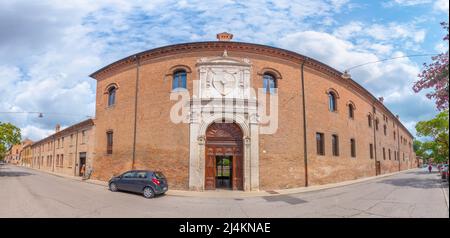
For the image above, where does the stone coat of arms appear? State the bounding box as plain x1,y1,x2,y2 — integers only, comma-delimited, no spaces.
212,69,237,96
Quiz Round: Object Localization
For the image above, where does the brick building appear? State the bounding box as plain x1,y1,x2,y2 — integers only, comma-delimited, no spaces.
89,33,415,191
4,139,32,165
19,139,33,167
30,119,95,177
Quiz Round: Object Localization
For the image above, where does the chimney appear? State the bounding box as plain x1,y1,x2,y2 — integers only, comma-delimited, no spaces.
216,32,233,41
55,124,61,133
378,97,384,103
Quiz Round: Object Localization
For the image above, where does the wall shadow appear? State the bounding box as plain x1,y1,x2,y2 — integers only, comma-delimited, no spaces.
0,171,33,177
378,172,444,189
263,195,308,205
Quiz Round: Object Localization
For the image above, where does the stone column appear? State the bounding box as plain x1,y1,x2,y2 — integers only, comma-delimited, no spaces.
188,113,203,191
250,121,260,191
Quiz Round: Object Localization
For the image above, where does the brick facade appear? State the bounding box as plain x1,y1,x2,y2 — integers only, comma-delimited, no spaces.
89,40,416,191
30,119,95,177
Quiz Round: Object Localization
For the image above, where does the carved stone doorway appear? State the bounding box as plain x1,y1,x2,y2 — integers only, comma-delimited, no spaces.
205,122,243,190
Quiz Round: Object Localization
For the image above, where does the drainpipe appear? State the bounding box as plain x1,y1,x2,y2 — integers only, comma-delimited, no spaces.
397,120,400,171
52,136,56,172
300,58,309,187
74,130,79,176
132,55,141,170
372,104,378,175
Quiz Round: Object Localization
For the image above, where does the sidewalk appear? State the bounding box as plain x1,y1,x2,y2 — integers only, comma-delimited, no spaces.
23,165,419,198
167,168,420,198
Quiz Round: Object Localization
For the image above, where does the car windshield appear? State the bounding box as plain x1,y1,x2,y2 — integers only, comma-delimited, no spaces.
154,172,166,179
122,171,136,178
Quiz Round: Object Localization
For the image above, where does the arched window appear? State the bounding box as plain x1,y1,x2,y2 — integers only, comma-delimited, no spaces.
172,70,187,90
368,115,372,127
348,104,354,119
108,87,116,106
375,119,379,130
328,92,337,112
263,73,276,94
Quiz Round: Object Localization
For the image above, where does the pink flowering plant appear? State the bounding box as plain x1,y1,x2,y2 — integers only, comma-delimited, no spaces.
413,22,449,111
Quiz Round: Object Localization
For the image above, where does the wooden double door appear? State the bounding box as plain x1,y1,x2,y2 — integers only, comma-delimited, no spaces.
205,123,243,190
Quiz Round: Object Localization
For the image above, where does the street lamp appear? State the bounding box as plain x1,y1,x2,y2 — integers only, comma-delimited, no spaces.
0,111,44,118
341,54,437,79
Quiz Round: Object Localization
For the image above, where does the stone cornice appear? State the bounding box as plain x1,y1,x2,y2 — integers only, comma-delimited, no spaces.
31,119,95,147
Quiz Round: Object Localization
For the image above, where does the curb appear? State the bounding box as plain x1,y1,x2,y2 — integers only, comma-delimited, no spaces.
440,181,449,209
167,168,420,198
16,164,420,198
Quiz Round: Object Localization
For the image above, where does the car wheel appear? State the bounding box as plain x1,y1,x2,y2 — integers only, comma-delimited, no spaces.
143,186,155,198
109,182,118,192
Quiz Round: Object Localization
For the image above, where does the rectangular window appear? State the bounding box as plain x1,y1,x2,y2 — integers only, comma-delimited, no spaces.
69,153,73,167
316,133,325,155
60,154,64,167
82,130,87,144
70,134,74,146
383,147,386,160
61,137,64,148
383,125,387,136
394,150,397,160
389,149,391,160
56,155,59,167
350,138,356,158
107,131,113,155
369,144,373,159
332,134,339,156
57,139,60,148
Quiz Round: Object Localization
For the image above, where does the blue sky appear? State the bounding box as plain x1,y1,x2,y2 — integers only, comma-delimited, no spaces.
0,0,448,141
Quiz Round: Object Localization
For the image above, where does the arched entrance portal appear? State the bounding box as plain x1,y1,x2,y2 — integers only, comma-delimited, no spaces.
205,122,244,190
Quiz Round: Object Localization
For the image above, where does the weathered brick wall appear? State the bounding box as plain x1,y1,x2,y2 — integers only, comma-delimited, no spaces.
30,122,94,177
91,47,415,190
92,69,137,181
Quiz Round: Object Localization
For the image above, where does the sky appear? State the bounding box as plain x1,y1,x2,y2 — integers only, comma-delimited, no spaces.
0,0,448,141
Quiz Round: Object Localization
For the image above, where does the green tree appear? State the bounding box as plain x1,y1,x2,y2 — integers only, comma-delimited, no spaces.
0,122,22,160
415,110,449,163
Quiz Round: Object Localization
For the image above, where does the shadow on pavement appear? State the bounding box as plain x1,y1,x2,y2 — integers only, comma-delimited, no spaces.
0,171,33,177
110,189,167,199
263,195,308,205
378,172,443,189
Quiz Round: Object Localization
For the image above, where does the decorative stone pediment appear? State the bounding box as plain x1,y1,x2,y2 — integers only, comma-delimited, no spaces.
196,52,253,100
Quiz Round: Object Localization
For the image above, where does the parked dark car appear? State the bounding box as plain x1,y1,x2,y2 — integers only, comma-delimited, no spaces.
108,170,168,198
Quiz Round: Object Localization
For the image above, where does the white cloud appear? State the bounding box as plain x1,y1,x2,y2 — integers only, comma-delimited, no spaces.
279,30,437,127
435,42,449,52
390,0,431,6
20,125,54,141
0,0,440,141
433,0,450,13
384,0,449,14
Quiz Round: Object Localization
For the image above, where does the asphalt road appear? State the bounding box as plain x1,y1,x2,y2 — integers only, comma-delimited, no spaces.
0,164,448,218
